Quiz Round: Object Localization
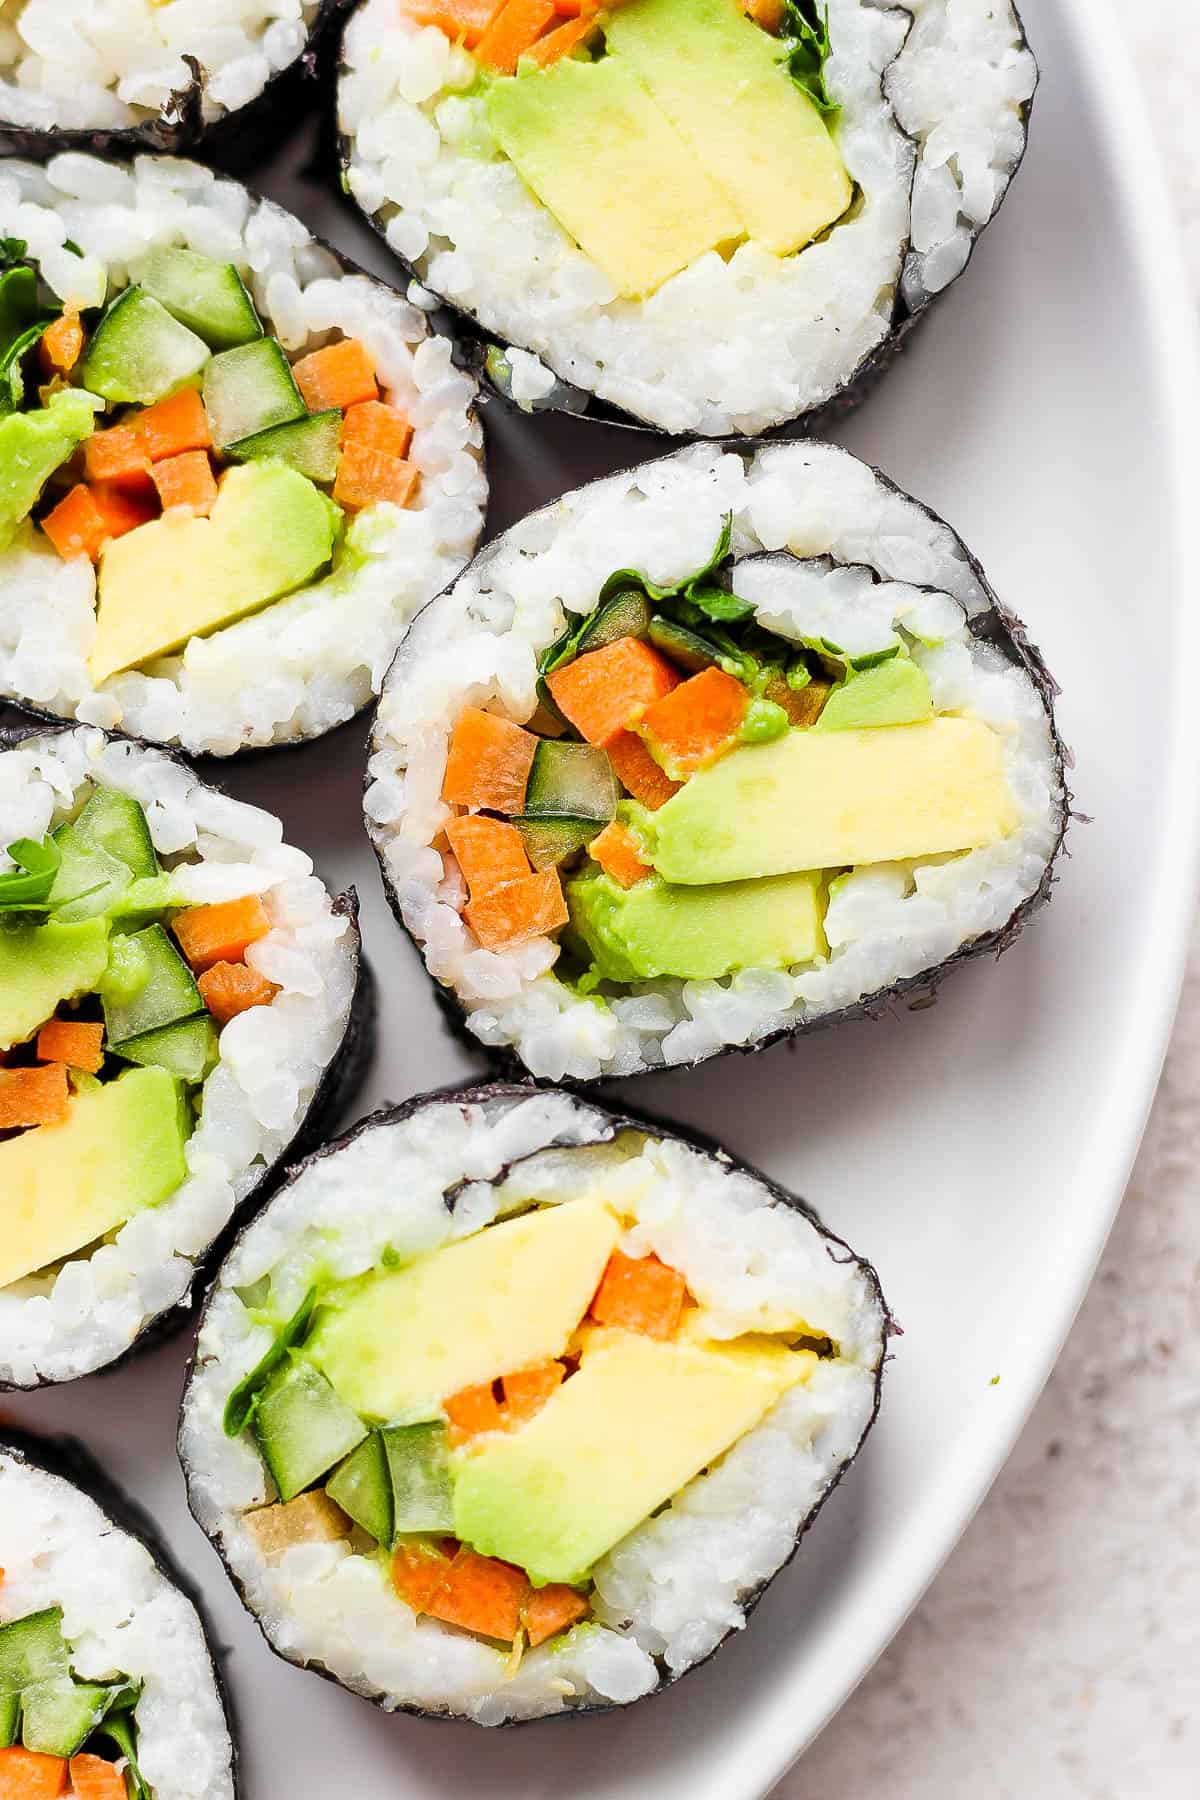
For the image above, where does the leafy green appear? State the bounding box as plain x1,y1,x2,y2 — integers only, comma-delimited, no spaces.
0,836,61,912
780,0,839,120
596,513,733,610
95,1707,149,1800
223,1287,319,1437
0,264,58,414
0,238,27,271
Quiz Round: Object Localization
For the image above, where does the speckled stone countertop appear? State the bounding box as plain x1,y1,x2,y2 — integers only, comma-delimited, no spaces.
779,7,1200,1794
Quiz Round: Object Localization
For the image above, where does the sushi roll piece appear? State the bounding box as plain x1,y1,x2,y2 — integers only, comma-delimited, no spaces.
0,0,334,163
0,1430,236,1798
0,722,369,1388
338,0,1037,435
180,1083,888,1724
366,440,1067,1081
0,153,486,757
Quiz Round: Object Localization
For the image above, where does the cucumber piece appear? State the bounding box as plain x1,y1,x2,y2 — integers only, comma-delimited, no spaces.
72,787,159,880
525,741,618,823
576,588,652,656
136,246,262,351
117,1013,217,1084
0,1608,68,1692
514,814,598,870
108,874,175,925
223,1286,318,1437
20,1678,116,1758
46,825,131,923
0,1691,16,1747
101,923,203,1045
227,409,341,484
252,1358,367,1503
79,287,210,406
383,1422,454,1536
202,338,306,450
326,1431,392,1546
648,613,722,674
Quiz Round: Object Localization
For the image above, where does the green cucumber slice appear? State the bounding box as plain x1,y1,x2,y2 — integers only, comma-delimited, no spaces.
101,923,203,1045
326,1431,392,1546
116,1013,217,1084
20,1678,119,1758
0,1691,16,1747
576,589,652,656
648,614,722,674
72,788,159,880
224,1286,318,1437
227,409,341,484
383,1422,454,1536
108,874,175,925
46,826,131,923
136,246,262,351
514,814,598,870
80,287,210,406
252,1358,367,1502
0,1608,68,1692
525,741,618,823
202,338,306,450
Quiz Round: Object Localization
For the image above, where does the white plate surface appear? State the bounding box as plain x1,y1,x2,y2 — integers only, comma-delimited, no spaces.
7,0,1200,1793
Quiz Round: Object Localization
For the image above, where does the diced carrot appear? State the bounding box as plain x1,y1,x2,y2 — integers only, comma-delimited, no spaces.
293,338,378,413
590,1249,687,1340
523,1583,588,1647
35,1019,104,1073
66,1756,126,1800
546,637,680,748
197,960,279,1026
392,1540,453,1614
444,1378,507,1443
399,0,503,47
500,1360,564,1424
606,730,681,810
151,449,217,517
333,443,419,512
763,672,830,728
552,0,602,15
445,1361,564,1443
42,482,154,564
464,868,567,951
83,423,152,490
134,388,212,461
475,0,558,70
433,1547,529,1642
0,1748,68,1798
172,895,271,974
442,707,537,812
526,10,597,61
637,665,748,774
341,400,413,460
0,1063,70,1130
588,819,650,889
444,815,531,899
38,311,84,378
741,0,785,29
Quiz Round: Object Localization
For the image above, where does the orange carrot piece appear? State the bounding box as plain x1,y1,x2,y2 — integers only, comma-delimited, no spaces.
500,1360,564,1424
42,482,154,564
35,1019,104,1073
464,868,567,951
526,10,597,61
442,707,537,812
763,672,830,728
197,960,279,1026
552,0,602,14
38,311,84,378
606,730,681,810
341,400,413,460
588,820,650,889
151,449,217,517
392,1541,453,1614
433,1548,529,1642
475,0,558,70
638,665,748,774
67,1757,126,1800
293,339,378,413
523,1583,588,1647
0,1748,68,1798
444,814,531,899
172,895,271,974
591,1249,687,1340
741,0,785,29
399,0,505,45
333,443,419,512
546,637,680,748
83,423,152,490
0,1063,70,1130
444,1379,507,1443
134,388,212,461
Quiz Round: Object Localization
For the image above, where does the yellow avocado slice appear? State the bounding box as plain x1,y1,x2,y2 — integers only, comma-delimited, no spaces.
649,717,1018,884
0,1066,188,1289
88,461,338,685
452,1326,814,1585
308,1197,621,1422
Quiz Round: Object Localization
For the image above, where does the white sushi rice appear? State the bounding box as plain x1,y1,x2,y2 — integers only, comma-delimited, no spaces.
340,0,1036,434
0,0,321,132
0,1446,235,1800
0,726,358,1387
365,441,1064,1081
180,1087,886,1723
0,153,486,756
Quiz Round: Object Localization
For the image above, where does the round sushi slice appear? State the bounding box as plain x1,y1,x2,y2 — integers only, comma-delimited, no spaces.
0,722,369,1389
0,1430,236,1798
366,440,1067,1082
338,0,1037,436
0,0,332,161
179,1082,888,1724
0,152,486,757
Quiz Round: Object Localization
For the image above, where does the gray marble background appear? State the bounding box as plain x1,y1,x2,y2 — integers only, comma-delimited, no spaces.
780,5,1200,1793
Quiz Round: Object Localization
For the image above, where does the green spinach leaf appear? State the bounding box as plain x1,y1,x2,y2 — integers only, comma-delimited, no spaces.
781,0,839,120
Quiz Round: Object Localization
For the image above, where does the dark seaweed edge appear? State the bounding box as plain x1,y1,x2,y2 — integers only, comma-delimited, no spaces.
364,437,1072,1085
332,0,1037,437
0,149,488,759
178,1078,892,1726
0,718,375,1391
0,1427,240,1792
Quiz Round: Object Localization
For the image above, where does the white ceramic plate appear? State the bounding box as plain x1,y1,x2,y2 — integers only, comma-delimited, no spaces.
7,0,1199,1792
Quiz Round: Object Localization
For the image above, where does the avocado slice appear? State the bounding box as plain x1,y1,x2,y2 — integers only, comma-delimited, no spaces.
0,917,110,1052
0,390,100,551
813,657,934,731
